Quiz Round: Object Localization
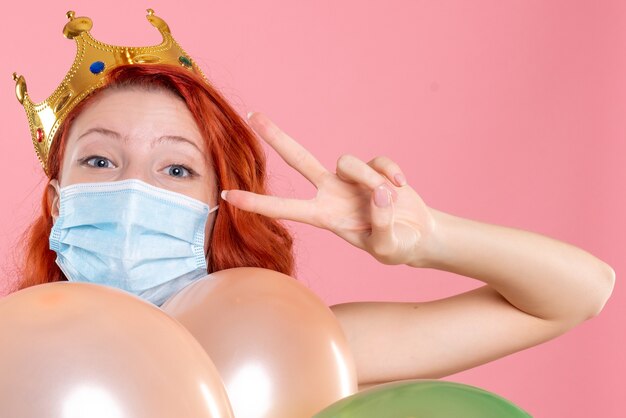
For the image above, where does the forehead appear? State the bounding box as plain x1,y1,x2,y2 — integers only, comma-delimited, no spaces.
67,87,204,148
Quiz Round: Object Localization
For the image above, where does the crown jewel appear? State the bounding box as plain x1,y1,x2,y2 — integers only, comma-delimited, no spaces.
13,9,206,174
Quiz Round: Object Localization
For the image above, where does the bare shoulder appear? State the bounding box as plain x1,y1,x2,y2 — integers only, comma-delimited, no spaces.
330,285,583,387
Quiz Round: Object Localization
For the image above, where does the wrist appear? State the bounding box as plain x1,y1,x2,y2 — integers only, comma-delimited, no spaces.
407,207,452,269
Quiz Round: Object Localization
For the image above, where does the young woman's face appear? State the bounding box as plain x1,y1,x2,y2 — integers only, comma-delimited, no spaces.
48,87,219,249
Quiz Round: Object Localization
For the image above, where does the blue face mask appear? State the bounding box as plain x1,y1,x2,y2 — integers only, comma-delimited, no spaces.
49,179,219,306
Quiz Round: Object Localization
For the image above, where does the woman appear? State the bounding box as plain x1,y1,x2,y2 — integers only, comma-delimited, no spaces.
15,11,615,389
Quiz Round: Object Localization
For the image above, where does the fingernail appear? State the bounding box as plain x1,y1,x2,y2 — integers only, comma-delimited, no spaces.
374,186,391,207
220,190,228,200
394,173,406,186
246,111,254,120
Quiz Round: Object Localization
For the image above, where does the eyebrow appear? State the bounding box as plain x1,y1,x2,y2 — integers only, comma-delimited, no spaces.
76,127,203,154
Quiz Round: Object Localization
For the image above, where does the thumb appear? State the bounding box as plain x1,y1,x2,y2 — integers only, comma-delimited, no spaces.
369,184,397,261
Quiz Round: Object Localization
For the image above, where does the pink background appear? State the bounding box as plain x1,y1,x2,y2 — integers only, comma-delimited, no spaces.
1,1,624,416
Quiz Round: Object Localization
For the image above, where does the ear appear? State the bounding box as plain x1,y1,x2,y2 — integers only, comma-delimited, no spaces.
47,179,61,222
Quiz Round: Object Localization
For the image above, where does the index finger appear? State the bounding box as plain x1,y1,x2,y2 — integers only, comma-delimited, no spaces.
247,112,328,186
221,189,316,226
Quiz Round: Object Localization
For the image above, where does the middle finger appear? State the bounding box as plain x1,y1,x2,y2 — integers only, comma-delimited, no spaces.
247,112,328,187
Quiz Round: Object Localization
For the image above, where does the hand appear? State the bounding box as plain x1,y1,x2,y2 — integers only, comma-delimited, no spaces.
220,112,438,267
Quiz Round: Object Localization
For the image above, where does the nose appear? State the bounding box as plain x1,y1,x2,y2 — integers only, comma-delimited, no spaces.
118,161,156,187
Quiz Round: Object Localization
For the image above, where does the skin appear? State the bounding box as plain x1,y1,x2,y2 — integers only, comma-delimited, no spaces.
48,87,220,250
48,88,616,388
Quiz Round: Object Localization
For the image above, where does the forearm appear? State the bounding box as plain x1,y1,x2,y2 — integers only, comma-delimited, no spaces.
412,208,615,322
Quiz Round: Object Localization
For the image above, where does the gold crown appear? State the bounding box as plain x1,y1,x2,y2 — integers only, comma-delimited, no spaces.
12,9,206,175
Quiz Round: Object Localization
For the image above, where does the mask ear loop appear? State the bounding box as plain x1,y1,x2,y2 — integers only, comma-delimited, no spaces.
208,205,219,214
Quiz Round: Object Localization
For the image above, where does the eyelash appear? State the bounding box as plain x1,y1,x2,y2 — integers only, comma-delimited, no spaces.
79,155,197,178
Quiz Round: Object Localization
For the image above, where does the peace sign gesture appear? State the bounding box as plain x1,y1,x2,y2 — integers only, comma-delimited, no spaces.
220,112,438,267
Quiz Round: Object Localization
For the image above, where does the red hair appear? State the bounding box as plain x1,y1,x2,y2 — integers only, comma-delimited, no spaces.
16,64,295,291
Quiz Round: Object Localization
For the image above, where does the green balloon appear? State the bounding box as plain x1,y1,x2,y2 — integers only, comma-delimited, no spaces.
313,380,532,418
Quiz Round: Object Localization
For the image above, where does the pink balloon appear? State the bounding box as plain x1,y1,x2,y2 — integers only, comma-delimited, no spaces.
0,282,234,418
162,267,358,418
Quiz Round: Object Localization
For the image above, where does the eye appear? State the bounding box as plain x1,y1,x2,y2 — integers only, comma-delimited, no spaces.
82,156,115,169
166,164,193,178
